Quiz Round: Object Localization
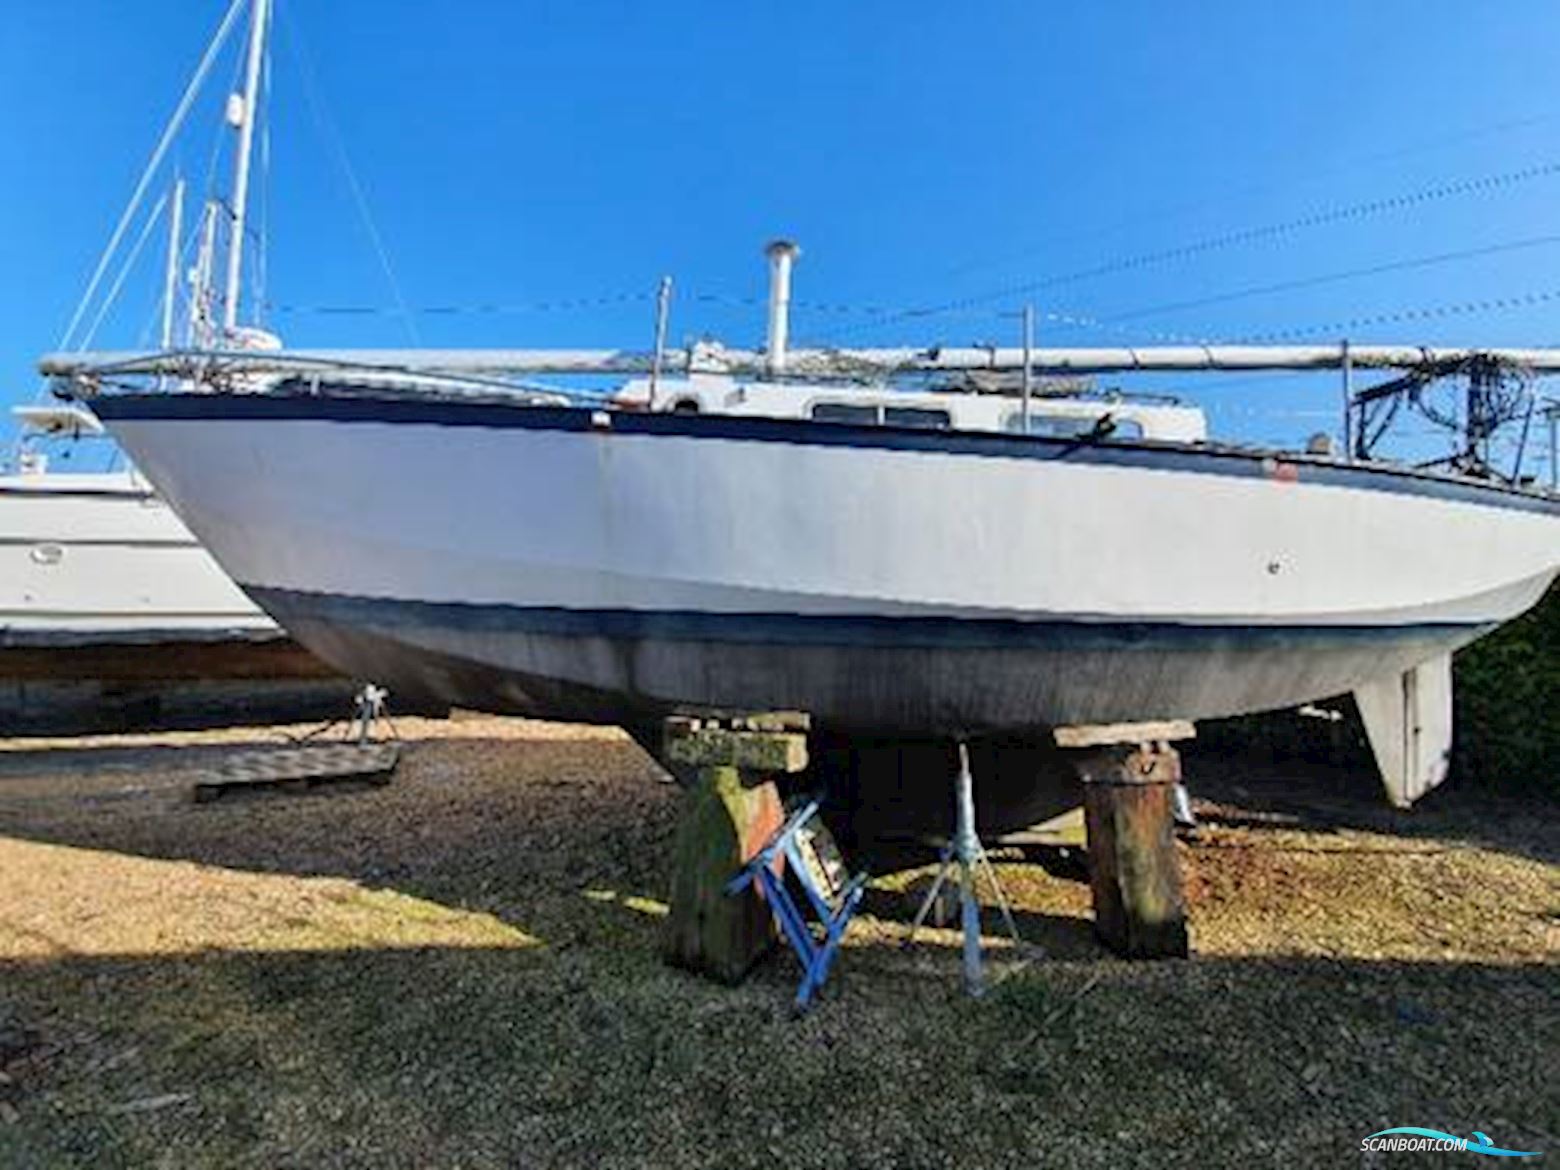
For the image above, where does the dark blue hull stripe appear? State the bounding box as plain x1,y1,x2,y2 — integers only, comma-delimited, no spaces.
246,587,1489,653
93,392,1560,517
0,485,154,502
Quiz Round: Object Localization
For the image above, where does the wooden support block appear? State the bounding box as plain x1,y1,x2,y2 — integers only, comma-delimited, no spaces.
663,721,808,773
1053,720,1196,749
1075,743,1189,959
663,763,785,984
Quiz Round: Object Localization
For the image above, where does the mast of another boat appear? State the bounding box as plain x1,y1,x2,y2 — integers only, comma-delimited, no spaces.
187,201,221,348
221,0,269,336
159,177,186,352
157,176,186,392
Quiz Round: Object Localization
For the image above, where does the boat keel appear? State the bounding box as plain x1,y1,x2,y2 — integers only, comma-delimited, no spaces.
1354,653,1454,808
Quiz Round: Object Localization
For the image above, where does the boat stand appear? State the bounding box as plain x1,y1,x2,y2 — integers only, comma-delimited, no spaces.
904,742,1023,997
1055,721,1195,959
660,714,808,985
726,799,869,1013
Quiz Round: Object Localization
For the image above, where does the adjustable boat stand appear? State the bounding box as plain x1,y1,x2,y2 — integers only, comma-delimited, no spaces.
904,741,1024,996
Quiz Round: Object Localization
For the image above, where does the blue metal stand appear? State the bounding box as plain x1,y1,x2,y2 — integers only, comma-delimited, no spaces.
726,799,868,1012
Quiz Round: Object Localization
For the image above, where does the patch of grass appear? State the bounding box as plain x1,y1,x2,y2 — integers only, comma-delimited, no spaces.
0,718,1555,1167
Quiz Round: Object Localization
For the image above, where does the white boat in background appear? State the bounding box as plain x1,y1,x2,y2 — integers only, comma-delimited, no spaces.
1,404,272,644
0,0,357,732
0,404,348,733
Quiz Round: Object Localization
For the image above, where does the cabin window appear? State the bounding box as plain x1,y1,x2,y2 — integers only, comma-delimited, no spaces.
1004,412,1144,440
811,402,879,425
883,406,952,430
670,397,702,414
1003,413,1095,437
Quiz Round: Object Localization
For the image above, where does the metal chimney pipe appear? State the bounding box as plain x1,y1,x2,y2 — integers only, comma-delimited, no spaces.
764,239,800,375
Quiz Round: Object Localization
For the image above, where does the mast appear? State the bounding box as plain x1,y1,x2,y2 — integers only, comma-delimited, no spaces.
221,0,269,334
160,177,186,350
190,199,221,347
39,343,1560,380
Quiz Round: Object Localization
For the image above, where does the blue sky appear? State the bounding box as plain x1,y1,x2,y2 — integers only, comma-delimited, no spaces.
4,1,1559,468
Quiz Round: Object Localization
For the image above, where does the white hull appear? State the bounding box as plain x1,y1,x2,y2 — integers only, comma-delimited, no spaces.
0,470,275,645
96,394,1560,734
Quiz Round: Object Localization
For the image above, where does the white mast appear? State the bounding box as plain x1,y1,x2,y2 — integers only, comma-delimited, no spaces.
41,342,1560,380
160,177,186,350
221,0,269,334
190,200,221,347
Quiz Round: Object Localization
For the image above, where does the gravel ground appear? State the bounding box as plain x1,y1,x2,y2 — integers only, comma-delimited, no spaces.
0,714,1555,1168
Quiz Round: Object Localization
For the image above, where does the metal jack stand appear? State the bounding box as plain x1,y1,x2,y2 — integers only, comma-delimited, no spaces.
904,742,1024,996
353,683,391,744
192,683,401,803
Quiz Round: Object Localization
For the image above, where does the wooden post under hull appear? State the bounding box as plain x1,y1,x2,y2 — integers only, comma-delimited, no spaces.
661,717,807,984
1063,726,1191,960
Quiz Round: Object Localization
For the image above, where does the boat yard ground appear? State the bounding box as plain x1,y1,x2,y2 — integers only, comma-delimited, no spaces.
0,715,1554,1168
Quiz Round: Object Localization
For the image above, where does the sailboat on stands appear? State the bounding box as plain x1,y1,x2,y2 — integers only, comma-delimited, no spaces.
43,246,1560,836
36,0,1560,834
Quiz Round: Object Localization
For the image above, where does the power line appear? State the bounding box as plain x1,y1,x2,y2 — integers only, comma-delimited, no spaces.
1236,286,1560,343
267,291,655,316
940,114,1556,283
1100,232,1560,324
814,158,1560,343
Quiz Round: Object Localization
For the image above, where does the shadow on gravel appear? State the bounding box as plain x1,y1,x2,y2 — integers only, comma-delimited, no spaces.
1180,742,1560,869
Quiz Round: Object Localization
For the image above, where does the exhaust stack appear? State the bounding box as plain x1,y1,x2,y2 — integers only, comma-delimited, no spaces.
764,239,800,375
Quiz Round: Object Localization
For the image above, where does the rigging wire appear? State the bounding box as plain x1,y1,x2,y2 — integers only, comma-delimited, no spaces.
277,0,419,344
58,0,248,353
78,190,172,353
